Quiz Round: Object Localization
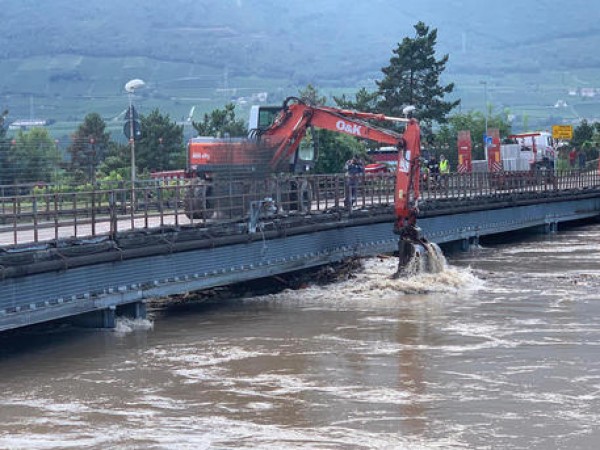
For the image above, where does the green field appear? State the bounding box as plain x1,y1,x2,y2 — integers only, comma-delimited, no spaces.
3,53,600,141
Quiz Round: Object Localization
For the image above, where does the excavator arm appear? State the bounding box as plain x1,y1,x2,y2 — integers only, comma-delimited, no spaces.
263,97,422,220
262,97,407,170
393,118,421,228
263,97,425,274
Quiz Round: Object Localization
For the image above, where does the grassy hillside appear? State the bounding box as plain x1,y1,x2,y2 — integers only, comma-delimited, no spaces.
2,0,600,136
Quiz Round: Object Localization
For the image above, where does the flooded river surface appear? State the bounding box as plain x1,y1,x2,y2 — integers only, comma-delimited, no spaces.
1,224,600,449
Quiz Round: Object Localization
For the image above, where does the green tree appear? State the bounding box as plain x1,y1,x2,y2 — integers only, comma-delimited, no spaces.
591,123,600,162
314,133,365,173
96,141,131,181
137,109,185,173
192,103,246,137
67,112,111,183
333,87,379,112
572,120,599,165
572,119,594,149
0,109,11,185
299,84,327,105
377,22,459,133
10,128,60,183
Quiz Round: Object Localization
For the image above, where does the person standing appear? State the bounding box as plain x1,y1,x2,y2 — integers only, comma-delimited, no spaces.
569,148,577,169
439,154,450,189
427,155,439,189
344,157,364,207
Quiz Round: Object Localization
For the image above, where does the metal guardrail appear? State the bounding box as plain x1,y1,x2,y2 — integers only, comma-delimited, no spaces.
0,170,599,247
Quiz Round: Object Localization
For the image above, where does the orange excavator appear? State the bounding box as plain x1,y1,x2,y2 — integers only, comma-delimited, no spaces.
185,97,426,273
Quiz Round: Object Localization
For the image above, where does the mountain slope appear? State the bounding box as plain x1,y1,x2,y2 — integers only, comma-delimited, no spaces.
1,0,599,128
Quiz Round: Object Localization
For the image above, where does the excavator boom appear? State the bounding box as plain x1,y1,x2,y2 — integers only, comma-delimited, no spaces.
187,96,429,274
261,97,426,274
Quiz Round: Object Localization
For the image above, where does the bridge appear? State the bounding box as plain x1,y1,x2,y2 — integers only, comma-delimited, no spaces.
1,170,600,332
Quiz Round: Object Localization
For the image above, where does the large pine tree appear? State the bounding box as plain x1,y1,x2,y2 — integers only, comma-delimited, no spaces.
377,22,459,130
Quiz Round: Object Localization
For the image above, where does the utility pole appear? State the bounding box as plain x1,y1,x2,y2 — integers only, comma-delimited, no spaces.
124,79,145,209
480,80,489,159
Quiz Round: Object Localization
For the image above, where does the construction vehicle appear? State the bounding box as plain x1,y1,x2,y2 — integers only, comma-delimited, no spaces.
469,129,557,188
184,96,428,272
502,132,556,171
485,131,557,188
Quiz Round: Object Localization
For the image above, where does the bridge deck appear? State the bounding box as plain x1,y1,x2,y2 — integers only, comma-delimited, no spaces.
1,170,597,246
1,170,599,332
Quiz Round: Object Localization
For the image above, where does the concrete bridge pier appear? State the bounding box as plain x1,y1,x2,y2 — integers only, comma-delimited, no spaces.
456,235,480,252
70,306,117,329
117,301,147,320
67,301,146,330
545,222,558,234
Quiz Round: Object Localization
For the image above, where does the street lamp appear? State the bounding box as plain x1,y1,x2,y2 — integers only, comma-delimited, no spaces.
480,81,488,142
480,80,488,157
124,79,145,207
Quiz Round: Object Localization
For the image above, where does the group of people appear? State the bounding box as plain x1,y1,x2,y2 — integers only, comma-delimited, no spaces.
421,154,450,187
343,152,452,207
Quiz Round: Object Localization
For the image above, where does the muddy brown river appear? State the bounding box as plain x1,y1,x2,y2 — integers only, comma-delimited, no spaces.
1,223,599,449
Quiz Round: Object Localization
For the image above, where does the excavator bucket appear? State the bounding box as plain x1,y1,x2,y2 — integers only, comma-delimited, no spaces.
394,238,445,277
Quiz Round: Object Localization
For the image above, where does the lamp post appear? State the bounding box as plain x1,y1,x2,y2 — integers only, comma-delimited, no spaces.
124,78,145,206
479,80,490,163
480,80,488,152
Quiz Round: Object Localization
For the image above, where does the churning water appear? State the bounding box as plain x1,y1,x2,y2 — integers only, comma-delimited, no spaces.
0,223,599,449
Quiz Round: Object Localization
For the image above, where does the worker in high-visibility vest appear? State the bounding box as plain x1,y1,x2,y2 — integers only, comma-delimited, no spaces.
439,154,450,189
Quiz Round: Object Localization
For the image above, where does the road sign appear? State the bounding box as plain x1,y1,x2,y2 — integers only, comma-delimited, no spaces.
552,125,573,140
483,135,493,146
123,120,141,141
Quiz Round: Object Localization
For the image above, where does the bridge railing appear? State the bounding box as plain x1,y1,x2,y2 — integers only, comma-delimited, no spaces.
0,170,599,247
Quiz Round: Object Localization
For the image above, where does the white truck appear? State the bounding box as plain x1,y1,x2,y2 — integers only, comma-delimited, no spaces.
473,131,557,173
501,131,556,171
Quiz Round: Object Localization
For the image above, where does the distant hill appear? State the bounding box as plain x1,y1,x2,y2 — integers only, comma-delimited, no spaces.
2,0,600,132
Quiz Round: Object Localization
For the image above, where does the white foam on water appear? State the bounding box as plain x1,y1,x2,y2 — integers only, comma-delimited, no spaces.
342,253,484,297
149,344,279,367
246,402,274,410
114,317,154,334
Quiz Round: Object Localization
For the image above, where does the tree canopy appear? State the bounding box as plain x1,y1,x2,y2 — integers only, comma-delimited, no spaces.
67,113,111,183
377,22,459,130
10,128,60,184
137,109,185,173
333,88,379,113
192,103,247,138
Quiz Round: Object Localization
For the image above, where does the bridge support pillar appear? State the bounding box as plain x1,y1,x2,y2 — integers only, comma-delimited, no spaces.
460,238,470,252
70,306,116,329
460,236,479,252
544,222,558,234
117,301,147,320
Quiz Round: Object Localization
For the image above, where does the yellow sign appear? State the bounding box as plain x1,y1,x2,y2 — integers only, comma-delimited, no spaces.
552,125,573,140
